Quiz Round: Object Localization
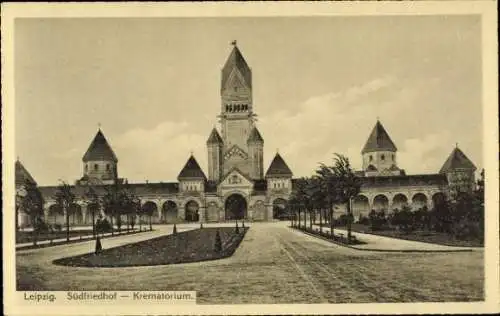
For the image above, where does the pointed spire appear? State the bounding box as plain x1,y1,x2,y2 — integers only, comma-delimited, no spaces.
207,127,223,145
247,127,264,143
178,154,207,180
221,42,252,89
82,129,118,162
265,153,293,178
361,120,397,154
439,146,476,174
15,159,37,186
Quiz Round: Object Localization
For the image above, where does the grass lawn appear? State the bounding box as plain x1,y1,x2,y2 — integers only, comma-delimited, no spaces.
52,227,248,267
16,230,95,244
335,223,483,247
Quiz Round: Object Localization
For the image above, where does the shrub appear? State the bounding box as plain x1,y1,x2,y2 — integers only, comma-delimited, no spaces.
369,209,388,231
96,218,112,233
53,223,63,232
214,230,222,253
358,214,370,225
34,218,50,233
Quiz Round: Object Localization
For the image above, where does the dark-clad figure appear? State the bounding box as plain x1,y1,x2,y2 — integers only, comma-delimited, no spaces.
95,236,102,254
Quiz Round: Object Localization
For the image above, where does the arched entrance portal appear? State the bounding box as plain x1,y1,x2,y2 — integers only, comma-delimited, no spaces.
225,194,247,220
185,200,199,222
273,198,289,220
161,201,178,223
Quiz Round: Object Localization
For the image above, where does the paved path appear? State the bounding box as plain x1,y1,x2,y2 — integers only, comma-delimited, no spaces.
16,222,483,303
310,225,479,252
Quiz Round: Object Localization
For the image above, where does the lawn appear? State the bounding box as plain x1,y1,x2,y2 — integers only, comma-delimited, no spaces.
52,226,248,267
16,230,95,244
334,223,483,247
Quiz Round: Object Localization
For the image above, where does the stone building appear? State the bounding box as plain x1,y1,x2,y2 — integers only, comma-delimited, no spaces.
15,42,478,227
347,120,477,220
18,42,294,226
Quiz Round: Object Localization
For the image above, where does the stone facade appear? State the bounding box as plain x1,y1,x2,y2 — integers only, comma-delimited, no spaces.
16,43,478,227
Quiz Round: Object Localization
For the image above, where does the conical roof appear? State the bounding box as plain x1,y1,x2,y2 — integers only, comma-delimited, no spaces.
265,153,293,178
15,159,37,186
247,127,264,143
221,43,252,89
207,128,223,145
361,120,397,154
439,147,476,173
178,155,207,180
82,129,118,162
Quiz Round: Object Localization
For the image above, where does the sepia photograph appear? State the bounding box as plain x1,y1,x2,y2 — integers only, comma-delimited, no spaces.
2,2,498,315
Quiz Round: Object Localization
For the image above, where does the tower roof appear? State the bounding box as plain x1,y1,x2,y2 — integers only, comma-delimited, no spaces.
207,128,223,145
439,146,476,173
247,127,264,143
361,120,397,154
178,155,207,180
221,43,252,89
82,129,118,162
15,159,37,186
265,153,293,178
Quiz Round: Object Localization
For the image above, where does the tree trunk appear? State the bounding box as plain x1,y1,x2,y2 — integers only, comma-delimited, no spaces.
127,215,130,232
110,214,114,236
32,215,38,246
149,215,152,231
92,211,96,237
319,209,323,233
298,209,301,229
309,210,313,229
347,200,352,241
330,204,334,238
66,207,70,242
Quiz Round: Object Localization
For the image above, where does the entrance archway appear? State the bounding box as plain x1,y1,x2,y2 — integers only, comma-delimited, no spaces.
185,200,200,222
272,198,289,220
225,194,247,220
161,201,178,223
68,204,83,225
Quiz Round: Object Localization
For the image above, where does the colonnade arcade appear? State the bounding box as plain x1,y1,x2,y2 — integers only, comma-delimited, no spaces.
351,190,446,219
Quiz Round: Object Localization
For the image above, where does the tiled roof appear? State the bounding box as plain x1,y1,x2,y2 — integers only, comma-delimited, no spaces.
38,182,180,201
439,147,476,173
82,130,118,162
207,128,223,145
221,44,252,89
265,153,293,177
178,155,207,180
360,174,447,188
361,120,397,154
247,127,264,143
15,160,37,186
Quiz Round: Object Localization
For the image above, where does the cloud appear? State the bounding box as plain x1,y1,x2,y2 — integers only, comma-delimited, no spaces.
258,75,452,177
113,121,207,182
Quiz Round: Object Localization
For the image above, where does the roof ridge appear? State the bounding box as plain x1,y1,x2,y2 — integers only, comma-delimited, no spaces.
265,153,293,177
177,155,207,180
82,130,118,162
361,120,397,154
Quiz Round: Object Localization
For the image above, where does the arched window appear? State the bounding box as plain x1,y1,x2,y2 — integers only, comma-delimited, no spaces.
392,154,394,161
94,164,98,171
381,154,385,161
369,155,373,162
106,164,110,171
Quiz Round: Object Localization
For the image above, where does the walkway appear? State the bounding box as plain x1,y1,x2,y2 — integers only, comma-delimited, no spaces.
16,222,483,303
308,225,479,252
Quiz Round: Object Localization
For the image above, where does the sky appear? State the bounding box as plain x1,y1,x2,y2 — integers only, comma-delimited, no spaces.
14,16,483,186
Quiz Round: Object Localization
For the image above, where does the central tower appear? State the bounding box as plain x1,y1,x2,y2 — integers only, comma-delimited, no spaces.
207,41,264,181
220,41,255,151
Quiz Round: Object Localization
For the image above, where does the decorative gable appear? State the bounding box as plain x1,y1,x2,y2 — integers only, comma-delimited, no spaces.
219,168,253,188
224,145,248,161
